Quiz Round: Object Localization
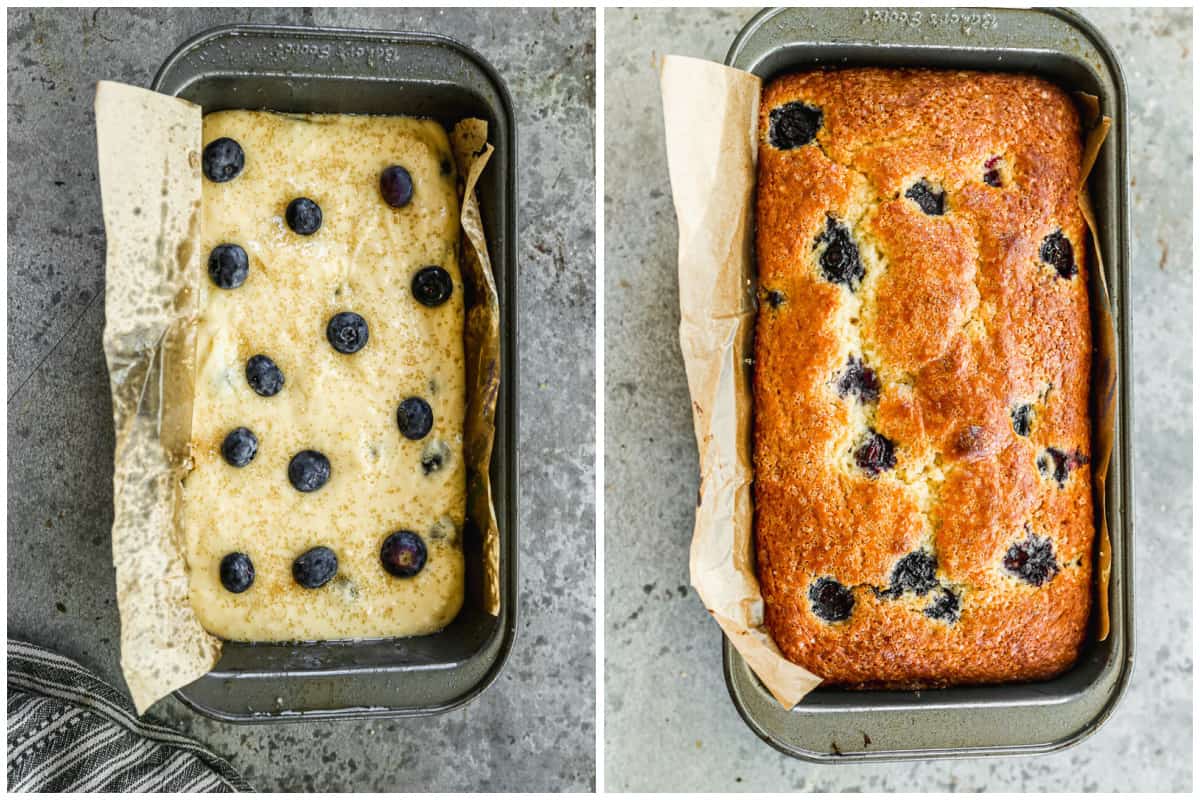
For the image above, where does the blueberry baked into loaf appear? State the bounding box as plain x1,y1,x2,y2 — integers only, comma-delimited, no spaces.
753,69,1093,687
183,111,466,642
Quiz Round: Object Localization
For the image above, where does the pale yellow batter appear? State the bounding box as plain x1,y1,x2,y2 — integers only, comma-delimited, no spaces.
183,111,465,641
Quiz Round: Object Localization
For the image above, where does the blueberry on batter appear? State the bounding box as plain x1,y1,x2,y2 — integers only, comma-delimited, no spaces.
1040,230,1077,279
245,354,284,397
396,397,434,441
202,137,244,183
380,165,414,208
808,577,854,623
208,244,249,290
1003,532,1059,586
293,546,338,589
768,101,823,150
288,449,331,493
814,216,865,289
380,530,428,578
220,427,258,467
219,552,255,593
412,266,453,307
285,197,322,235
326,311,369,354
836,356,880,403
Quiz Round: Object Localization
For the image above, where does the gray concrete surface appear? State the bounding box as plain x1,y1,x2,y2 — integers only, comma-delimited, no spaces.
7,7,594,792
605,6,1191,792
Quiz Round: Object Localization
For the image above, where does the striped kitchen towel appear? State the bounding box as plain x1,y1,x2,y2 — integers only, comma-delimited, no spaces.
7,640,252,793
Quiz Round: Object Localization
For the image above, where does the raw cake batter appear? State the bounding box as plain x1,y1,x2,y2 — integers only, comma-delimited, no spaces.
183,111,466,641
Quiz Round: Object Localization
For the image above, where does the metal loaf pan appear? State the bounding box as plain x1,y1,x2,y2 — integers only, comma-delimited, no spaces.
724,7,1132,761
152,24,518,722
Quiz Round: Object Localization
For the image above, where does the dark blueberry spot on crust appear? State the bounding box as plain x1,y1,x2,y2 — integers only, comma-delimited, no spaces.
396,397,434,441
904,181,945,215
855,430,896,476
380,530,428,578
836,356,880,403
219,552,254,593
1003,532,1059,586
208,244,249,289
285,197,322,235
808,577,854,622
766,290,785,309
983,155,1003,188
245,354,284,397
1040,230,1076,279
220,427,257,467
814,216,865,289
924,587,961,622
288,450,331,493
1011,404,1032,437
412,266,453,307
1037,447,1088,486
380,165,414,208
768,101,823,150
887,551,938,597
202,137,244,183
421,440,449,475
293,546,338,589
326,311,369,354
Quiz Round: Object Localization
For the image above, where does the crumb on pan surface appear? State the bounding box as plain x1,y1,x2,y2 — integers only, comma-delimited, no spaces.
753,68,1092,687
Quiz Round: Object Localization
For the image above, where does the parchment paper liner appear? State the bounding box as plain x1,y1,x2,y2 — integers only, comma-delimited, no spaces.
660,56,1116,709
96,81,502,714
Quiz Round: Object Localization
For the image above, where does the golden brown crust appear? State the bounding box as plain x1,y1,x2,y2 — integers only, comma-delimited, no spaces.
753,68,1092,687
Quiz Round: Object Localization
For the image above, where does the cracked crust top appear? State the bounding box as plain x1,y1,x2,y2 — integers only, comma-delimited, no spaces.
753,68,1093,687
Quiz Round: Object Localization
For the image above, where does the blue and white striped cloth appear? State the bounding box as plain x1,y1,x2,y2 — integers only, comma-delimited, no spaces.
7,640,251,793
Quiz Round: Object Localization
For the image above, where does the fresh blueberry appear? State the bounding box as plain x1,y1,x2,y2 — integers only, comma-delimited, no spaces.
855,430,896,476
293,546,338,589
887,551,938,597
219,552,254,593
326,311,369,354
412,266,453,307
421,440,449,475
380,530,428,578
202,137,244,183
1003,532,1059,586
245,354,284,397
808,577,854,623
288,450,331,493
1040,230,1077,279
766,289,785,309
1011,404,1032,437
285,197,322,235
836,356,880,403
380,165,414,208
220,427,258,467
814,216,865,289
905,180,945,215
208,244,249,289
396,397,434,441
768,101,823,150
924,587,961,622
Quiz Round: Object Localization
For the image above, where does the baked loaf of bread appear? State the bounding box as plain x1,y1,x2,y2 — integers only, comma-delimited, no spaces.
753,68,1093,687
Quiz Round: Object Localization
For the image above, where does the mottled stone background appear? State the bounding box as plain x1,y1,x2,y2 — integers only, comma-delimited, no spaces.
7,7,595,792
604,6,1191,792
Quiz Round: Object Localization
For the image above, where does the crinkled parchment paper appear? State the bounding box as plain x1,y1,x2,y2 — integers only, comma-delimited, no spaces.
96,81,501,714
660,56,1117,708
